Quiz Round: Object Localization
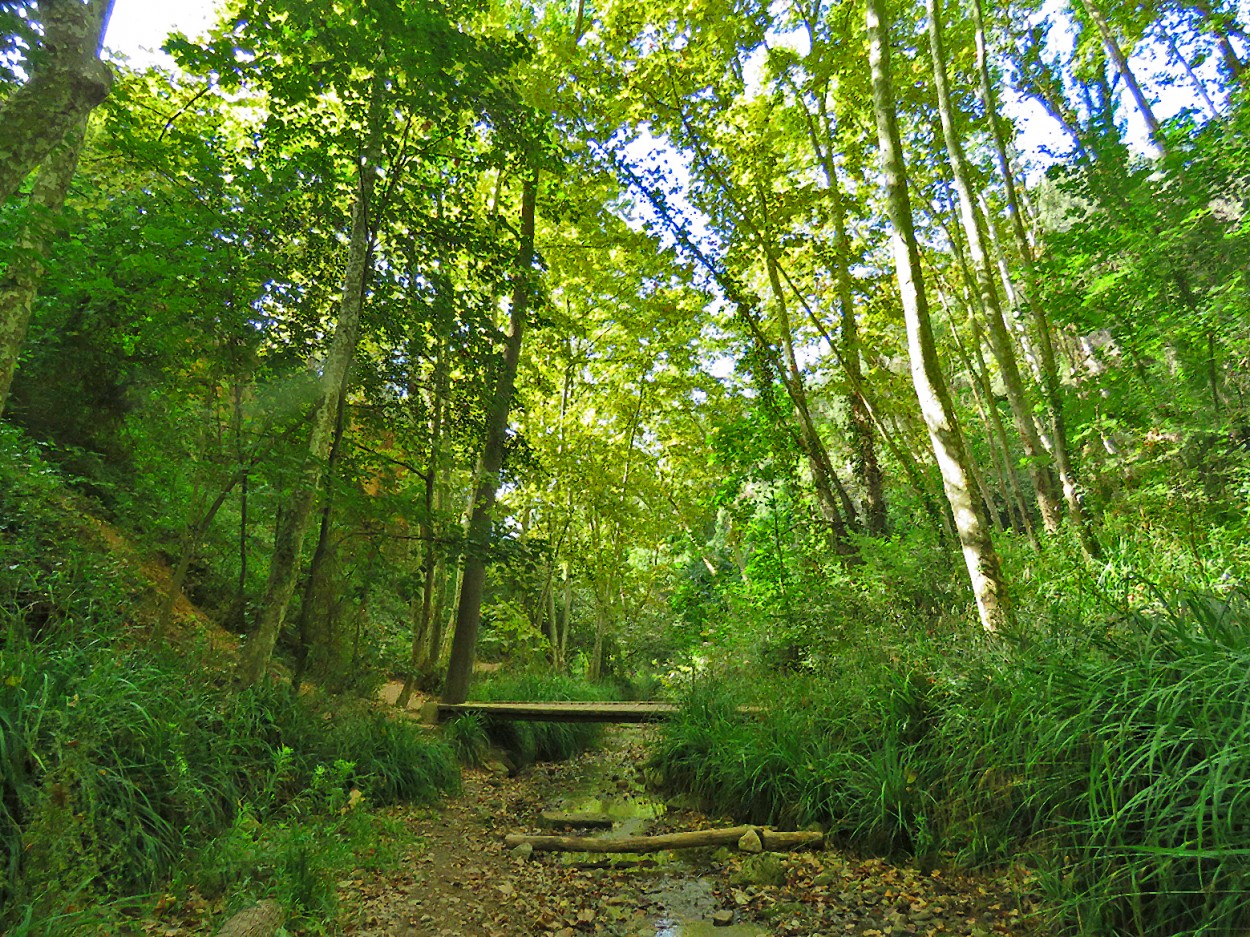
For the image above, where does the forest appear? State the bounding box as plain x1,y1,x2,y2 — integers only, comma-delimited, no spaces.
1,0,1248,933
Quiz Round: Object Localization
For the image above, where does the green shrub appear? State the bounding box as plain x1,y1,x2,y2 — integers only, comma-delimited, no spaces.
653,585,1250,936
0,637,459,927
443,713,489,766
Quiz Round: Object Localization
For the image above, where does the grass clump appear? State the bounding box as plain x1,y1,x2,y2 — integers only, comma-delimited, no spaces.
0,635,460,931
653,586,1250,936
0,425,460,932
472,672,615,765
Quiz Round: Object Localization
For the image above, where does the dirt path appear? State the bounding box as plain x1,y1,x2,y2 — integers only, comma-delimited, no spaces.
337,727,1037,937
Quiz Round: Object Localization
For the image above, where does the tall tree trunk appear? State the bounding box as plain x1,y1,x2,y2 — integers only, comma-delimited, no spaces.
928,0,1064,535
290,389,349,694
443,175,538,705
797,85,888,534
0,119,87,415
1077,0,1168,155
973,0,1101,559
398,339,448,709
158,468,246,635
0,0,113,206
867,0,1012,633
238,150,380,684
761,244,862,543
1189,0,1245,78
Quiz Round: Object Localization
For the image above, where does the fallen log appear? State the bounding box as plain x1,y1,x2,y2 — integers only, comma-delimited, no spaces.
215,900,283,937
503,825,822,854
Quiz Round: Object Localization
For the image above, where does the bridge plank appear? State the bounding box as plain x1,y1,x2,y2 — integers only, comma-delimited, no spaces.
421,700,680,724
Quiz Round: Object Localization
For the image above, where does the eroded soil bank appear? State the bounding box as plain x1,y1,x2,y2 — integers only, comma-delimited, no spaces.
339,727,1037,937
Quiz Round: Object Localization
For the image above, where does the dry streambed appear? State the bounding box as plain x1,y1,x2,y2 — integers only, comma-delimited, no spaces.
339,727,1037,937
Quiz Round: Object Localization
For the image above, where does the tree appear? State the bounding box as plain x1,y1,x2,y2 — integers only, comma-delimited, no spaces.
0,0,113,206
443,174,539,705
865,0,1012,632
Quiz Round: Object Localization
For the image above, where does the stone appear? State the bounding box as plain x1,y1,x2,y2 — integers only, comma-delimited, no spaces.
737,828,763,853
511,842,534,860
711,910,735,927
730,854,786,887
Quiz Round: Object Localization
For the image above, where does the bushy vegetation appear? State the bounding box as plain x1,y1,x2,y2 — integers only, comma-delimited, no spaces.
654,568,1250,936
0,428,459,933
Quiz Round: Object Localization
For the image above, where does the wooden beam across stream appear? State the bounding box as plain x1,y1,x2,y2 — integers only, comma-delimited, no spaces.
420,700,678,724
420,700,763,724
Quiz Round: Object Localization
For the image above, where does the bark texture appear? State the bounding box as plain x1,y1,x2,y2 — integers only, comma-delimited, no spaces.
0,120,86,415
442,175,539,705
0,0,113,206
866,0,1012,633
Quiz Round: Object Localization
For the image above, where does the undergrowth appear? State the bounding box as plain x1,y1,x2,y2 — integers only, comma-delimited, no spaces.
470,673,615,766
653,586,1250,936
0,425,460,933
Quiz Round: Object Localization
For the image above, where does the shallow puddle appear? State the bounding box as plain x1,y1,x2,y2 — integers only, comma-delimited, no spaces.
647,877,768,936
551,787,766,934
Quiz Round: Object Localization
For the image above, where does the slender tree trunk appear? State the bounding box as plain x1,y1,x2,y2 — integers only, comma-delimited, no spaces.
867,0,1012,633
0,0,113,206
291,367,353,692
158,468,245,634
443,175,538,705
1161,31,1218,116
560,559,573,668
1077,0,1168,155
937,220,1041,545
238,146,380,684
761,246,861,544
398,341,448,709
973,0,1102,559
1189,0,1245,78
802,89,888,534
928,0,1063,537
0,120,87,415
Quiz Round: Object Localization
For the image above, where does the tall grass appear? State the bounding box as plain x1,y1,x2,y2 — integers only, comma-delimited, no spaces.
471,673,615,765
653,587,1250,936
0,635,460,926
0,422,461,927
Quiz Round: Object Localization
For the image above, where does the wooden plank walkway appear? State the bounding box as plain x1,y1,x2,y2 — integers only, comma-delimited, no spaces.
420,700,680,724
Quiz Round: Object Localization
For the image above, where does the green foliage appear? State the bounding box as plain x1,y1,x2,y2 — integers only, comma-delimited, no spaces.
0,425,458,928
654,581,1250,935
443,712,490,766
0,634,458,926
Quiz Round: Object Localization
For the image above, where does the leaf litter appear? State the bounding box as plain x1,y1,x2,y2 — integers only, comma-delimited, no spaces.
338,726,1039,937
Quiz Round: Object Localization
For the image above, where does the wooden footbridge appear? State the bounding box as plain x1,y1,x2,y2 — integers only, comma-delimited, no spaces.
420,700,683,725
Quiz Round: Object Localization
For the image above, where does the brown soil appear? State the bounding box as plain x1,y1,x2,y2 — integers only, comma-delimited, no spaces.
335,728,1039,937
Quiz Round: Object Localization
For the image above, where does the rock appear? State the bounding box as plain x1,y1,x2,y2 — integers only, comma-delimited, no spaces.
538,810,614,829
737,828,763,853
511,842,534,860
730,854,786,887
214,900,282,937
711,910,735,927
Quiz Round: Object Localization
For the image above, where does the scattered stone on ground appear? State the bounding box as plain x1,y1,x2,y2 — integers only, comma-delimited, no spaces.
337,726,1039,937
